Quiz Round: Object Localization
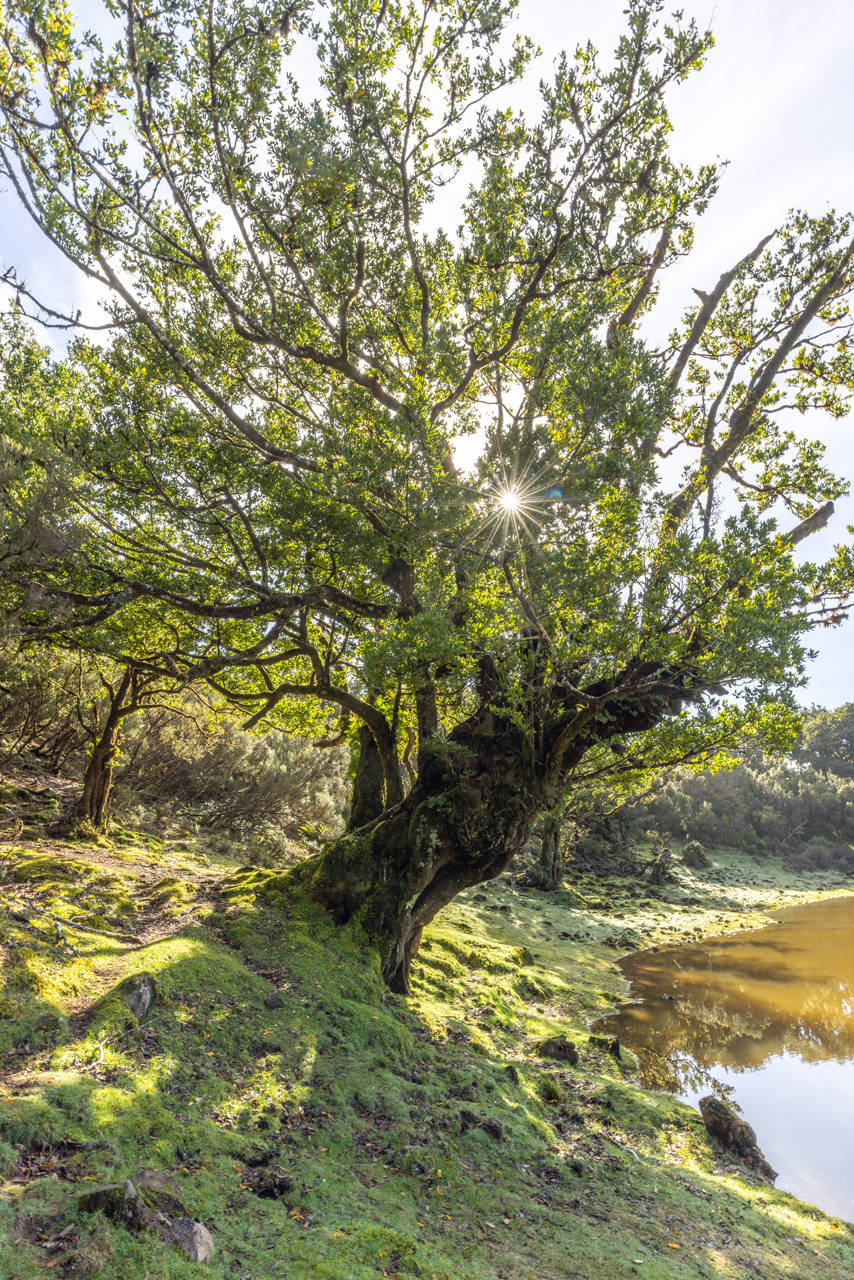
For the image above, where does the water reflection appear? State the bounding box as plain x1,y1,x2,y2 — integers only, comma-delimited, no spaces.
598,895,854,1220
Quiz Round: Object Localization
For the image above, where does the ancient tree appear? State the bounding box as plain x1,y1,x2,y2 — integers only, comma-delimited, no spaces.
1,0,853,986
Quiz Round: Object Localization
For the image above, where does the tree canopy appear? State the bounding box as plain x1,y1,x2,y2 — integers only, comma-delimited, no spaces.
792,703,854,778
1,0,853,985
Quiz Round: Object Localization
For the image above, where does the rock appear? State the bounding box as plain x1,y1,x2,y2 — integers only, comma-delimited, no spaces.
698,1096,777,1180
535,1035,579,1065
165,1217,215,1262
79,1170,214,1261
79,1178,143,1223
264,992,285,1010
588,1034,621,1061
116,973,157,1021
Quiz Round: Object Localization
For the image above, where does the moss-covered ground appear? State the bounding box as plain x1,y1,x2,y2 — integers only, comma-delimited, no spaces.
2,779,853,1278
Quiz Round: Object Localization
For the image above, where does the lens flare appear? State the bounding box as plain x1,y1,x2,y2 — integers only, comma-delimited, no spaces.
499,488,521,512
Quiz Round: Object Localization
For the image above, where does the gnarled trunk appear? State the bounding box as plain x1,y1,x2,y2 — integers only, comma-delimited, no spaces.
523,814,563,891
73,731,120,830
346,723,387,832
307,714,546,993
307,664,691,990
68,666,161,833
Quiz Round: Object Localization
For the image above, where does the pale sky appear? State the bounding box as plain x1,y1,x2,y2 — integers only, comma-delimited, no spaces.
2,0,853,705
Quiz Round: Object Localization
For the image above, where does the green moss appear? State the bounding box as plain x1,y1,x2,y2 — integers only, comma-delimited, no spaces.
147,877,197,909
537,1073,563,1104
11,854,82,883
2,840,854,1280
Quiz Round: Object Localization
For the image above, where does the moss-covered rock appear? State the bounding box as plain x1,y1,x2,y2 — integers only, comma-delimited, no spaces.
79,1171,215,1262
535,1035,579,1064
537,1073,563,1104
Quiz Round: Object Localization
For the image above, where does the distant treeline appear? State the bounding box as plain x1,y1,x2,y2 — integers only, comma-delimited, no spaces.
571,704,854,876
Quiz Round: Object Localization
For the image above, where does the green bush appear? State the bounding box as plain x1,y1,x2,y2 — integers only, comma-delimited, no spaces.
116,708,349,854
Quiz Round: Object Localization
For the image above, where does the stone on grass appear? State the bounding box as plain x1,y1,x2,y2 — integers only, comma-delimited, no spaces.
166,1217,216,1261
535,1035,579,1065
588,1034,621,1061
116,973,157,1021
264,992,285,1010
79,1170,214,1262
698,1095,777,1180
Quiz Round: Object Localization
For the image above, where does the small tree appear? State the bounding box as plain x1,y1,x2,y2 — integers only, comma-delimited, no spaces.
1,0,853,986
0,338,200,827
68,661,191,831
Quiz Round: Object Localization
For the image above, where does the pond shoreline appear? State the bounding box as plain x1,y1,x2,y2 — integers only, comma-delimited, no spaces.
588,867,854,1222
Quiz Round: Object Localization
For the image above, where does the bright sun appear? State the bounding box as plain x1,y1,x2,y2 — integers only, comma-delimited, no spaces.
499,489,520,512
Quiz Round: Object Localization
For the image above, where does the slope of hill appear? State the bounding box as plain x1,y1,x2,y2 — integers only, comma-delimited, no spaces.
1,780,852,1279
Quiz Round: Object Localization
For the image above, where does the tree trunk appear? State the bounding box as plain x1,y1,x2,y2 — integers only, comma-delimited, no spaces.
306,714,545,993
73,725,121,830
346,723,387,832
71,667,132,832
306,665,689,991
528,815,563,890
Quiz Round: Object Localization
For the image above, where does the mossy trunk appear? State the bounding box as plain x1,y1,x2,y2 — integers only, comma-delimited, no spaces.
73,727,120,831
307,715,546,993
71,667,132,832
530,815,563,891
308,666,688,991
346,723,387,832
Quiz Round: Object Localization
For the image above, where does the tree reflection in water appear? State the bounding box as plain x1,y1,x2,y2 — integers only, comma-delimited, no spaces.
598,895,854,1086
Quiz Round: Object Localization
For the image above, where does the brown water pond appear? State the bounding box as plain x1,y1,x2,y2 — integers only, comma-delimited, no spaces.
596,893,854,1220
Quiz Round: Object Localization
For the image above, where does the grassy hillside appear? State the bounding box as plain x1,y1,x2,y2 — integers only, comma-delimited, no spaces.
1,777,852,1279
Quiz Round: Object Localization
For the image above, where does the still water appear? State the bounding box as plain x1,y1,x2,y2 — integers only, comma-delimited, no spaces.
596,894,854,1221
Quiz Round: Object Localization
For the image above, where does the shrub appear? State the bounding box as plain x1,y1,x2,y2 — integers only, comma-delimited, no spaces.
0,640,97,772
680,840,711,869
115,708,349,857
788,836,854,874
